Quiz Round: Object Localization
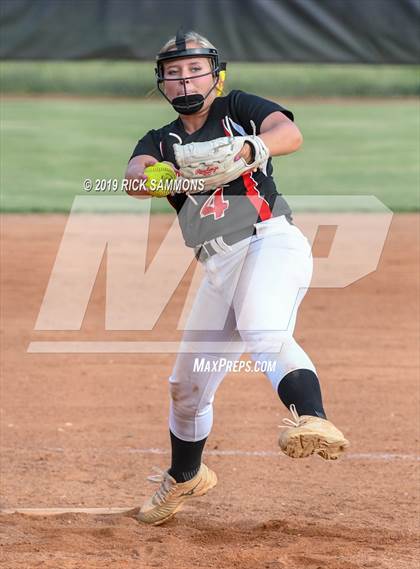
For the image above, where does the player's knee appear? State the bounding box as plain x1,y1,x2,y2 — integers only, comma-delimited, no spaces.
240,329,293,354
169,377,192,407
169,375,209,414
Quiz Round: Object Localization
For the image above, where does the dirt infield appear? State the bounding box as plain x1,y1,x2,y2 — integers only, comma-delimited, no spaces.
1,213,419,569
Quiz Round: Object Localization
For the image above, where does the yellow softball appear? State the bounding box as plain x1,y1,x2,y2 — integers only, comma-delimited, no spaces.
144,162,177,198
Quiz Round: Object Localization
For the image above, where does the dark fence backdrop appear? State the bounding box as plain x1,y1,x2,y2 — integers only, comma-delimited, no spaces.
1,0,419,63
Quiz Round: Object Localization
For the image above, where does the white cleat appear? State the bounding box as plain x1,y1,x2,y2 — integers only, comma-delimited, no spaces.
279,404,350,460
137,463,217,525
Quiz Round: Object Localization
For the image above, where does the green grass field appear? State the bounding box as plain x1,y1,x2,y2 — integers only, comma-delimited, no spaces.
1,62,419,98
1,97,419,213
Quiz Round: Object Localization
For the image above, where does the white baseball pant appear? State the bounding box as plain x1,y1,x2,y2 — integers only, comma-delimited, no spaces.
169,215,316,441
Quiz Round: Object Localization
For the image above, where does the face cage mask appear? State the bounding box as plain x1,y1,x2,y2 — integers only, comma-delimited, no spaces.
156,66,222,115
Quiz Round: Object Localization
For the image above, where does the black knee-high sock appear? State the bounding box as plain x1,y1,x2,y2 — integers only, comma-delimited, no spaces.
277,369,327,419
168,431,207,483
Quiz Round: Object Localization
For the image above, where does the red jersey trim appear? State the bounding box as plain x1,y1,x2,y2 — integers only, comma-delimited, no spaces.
221,117,272,222
242,172,272,221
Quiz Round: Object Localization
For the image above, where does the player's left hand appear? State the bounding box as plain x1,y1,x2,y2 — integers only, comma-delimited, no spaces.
234,142,258,173
234,141,253,164
173,134,269,191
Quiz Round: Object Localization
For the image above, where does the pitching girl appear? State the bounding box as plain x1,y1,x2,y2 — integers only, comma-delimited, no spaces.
125,29,349,526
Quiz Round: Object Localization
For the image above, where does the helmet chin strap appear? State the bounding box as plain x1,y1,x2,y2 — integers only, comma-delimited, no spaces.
172,93,204,115
158,74,220,115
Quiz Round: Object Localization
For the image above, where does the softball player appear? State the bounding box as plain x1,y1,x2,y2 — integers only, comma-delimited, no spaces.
125,29,349,526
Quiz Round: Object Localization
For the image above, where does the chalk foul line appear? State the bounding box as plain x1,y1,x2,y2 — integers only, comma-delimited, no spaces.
2,446,418,461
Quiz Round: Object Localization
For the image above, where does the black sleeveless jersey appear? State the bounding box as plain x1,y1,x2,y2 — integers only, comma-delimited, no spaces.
130,90,294,248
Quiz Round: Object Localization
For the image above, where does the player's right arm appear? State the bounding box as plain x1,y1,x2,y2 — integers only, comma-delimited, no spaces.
123,154,157,198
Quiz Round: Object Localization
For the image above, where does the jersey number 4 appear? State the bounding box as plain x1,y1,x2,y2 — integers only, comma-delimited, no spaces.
199,188,229,220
